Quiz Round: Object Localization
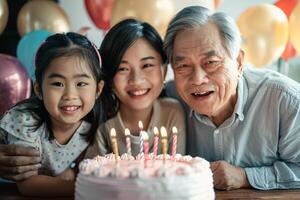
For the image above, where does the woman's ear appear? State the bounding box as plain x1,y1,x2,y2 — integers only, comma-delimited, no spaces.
161,64,168,79
33,83,43,100
96,80,105,99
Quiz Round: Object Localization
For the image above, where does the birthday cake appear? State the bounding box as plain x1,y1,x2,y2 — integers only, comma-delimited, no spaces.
75,153,215,200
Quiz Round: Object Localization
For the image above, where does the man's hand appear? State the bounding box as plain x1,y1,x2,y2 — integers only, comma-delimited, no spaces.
0,144,41,181
210,160,251,190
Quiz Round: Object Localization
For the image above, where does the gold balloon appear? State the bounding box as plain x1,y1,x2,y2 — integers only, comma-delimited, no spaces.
17,0,70,36
111,0,175,37
237,4,289,67
289,2,300,54
0,0,8,34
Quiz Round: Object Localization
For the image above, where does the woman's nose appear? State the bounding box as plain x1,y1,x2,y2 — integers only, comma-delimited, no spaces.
128,69,145,86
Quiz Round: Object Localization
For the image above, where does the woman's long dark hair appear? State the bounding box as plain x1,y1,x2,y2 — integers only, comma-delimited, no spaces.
15,32,104,143
100,18,167,120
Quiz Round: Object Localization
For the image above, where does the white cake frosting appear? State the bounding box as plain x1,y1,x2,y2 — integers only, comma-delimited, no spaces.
75,153,215,200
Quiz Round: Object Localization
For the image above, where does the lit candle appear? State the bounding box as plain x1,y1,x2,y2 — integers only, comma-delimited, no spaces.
138,121,144,155
110,128,119,161
124,128,132,156
172,126,178,159
153,127,159,157
160,126,168,164
142,131,149,167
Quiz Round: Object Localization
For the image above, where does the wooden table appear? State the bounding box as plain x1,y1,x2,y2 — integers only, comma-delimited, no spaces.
1,182,300,200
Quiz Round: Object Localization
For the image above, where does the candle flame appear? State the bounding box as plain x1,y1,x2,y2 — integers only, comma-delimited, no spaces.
141,131,149,140
172,126,178,134
110,128,116,137
125,128,130,136
153,126,159,136
138,120,143,130
160,126,167,137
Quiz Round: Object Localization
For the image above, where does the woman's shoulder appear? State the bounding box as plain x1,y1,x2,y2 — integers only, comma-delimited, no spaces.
156,97,184,111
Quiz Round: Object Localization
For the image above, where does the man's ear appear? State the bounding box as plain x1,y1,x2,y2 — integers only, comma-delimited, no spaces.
96,80,105,99
33,83,43,100
236,50,245,75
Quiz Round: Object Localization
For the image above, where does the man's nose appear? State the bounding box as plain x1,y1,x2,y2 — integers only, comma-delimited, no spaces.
191,65,209,85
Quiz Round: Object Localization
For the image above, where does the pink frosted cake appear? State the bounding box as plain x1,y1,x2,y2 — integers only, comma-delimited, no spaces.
75,153,215,200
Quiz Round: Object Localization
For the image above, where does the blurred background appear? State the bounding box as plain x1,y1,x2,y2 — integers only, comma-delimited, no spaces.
0,0,299,116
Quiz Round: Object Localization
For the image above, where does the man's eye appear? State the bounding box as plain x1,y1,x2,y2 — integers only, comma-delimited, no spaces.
203,60,220,68
175,64,189,69
77,82,88,87
51,82,63,87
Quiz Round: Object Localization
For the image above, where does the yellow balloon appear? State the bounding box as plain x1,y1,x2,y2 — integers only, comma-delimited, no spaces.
0,0,8,34
237,4,289,67
111,0,175,37
289,2,300,54
17,0,70,36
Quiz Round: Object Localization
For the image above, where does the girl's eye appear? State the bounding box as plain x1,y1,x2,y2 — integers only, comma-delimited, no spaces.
77,82,88,87
51,82,64,87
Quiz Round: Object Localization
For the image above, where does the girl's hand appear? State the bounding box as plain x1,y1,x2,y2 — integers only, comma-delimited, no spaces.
57,168,75,181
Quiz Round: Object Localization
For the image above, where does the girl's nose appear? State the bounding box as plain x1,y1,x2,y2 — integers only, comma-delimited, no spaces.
63,85,78,100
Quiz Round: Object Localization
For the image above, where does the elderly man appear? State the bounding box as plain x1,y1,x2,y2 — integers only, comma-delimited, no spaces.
164,6,300,190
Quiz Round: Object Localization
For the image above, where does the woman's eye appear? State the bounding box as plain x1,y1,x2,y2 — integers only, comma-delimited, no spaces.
143,63,154,68
51,82,63,87
77,82,88,87
117,67,129,72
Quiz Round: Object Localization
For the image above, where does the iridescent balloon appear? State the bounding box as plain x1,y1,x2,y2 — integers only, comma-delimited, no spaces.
0,54,31,116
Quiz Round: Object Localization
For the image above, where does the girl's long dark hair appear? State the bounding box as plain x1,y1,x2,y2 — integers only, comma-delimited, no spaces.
15,32,104,143
100,18,167,120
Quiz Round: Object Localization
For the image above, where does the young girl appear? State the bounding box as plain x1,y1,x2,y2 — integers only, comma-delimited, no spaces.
87,18,186,157
0,32,104,196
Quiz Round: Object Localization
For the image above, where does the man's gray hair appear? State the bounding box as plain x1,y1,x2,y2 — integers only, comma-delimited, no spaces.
163,6,241,62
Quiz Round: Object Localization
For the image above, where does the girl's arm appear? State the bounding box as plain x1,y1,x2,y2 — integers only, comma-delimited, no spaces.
17,175,74,197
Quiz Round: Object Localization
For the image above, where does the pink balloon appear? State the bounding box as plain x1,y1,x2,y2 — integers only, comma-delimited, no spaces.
85,0,114,30
0,54,31,116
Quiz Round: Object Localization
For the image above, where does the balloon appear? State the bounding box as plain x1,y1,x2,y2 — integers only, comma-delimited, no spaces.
289,2,300,54
275,0,299,60
77,26,91,36
17,0,70,36
85,0,114,30
237,4,289,67
111,0,175,37
275,0,299,16
0,54,31,116
281,42,297,60
0,0,8,34
17,30,53,80
214,0,224,9
176,0,214,11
